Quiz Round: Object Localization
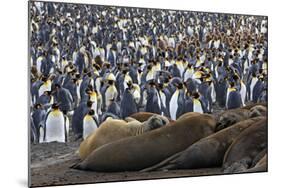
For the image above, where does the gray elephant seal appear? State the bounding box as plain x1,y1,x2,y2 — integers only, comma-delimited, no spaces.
79,114,169,160
222,118,267,173
141,116,264,172
72,114,216,172
216,108,250,131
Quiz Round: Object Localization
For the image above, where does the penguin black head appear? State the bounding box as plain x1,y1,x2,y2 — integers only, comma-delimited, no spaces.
148,80,156,87
34,103,42,109
229,82,235,88
122,69,128,75
86,101,93,108
108,80,114,85
54,84,61,90
232,74,239,81
127,81,133,89
41,77,48,82
52,103,60,110
138,69,142,74
88,109,95,116
192,92,200,99
176,82,183,89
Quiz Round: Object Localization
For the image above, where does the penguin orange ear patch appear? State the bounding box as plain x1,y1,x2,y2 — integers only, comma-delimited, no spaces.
28,1,268,187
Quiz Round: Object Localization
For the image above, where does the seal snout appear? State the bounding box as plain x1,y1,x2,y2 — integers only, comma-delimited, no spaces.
148,115,169,130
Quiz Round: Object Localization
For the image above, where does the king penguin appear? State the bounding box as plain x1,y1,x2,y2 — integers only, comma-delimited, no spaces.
169,83,185,120
104,73,118,110
83,109,98,140
43,103,69,143
249,73,258,101
192,92,204,114
120,82,138,118
145,81,161,114
226,82,242,109
240,80,247,106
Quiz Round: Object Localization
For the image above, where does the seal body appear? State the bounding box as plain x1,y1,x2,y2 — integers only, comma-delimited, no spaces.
130,112,174,123
216,108,249,131
223,118,267,173
79,115,169,160
141,116,264,171
73,114,216,172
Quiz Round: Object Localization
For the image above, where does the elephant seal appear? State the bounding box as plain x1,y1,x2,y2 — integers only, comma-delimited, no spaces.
79,114,169,160
141,116,264,172
241,102,267,110
216,108,249,131
244,154,267,173
130,112,174,123
222,118,267,173
249,105,267,118
72,114,216,172
177,112,202,120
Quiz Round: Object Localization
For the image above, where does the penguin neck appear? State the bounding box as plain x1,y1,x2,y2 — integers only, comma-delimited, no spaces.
228,87,236,92
84,114,93,121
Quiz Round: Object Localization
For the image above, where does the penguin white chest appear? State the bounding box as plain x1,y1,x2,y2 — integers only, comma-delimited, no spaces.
83,116,98,140
250,78,258,101
105,86,117,108
45,111,65,143
170,90,179,120
240,82,247,106
193,99,203,113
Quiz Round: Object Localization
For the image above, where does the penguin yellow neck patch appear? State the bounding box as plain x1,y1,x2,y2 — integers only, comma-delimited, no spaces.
193,98,201,105
51,109,61,117
84,114,93,122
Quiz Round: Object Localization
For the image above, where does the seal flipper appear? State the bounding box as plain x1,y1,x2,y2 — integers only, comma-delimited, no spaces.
139,150,184,172
70,159,85,170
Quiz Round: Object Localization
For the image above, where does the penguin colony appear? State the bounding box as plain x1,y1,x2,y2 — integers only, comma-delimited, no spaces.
29,2,268,174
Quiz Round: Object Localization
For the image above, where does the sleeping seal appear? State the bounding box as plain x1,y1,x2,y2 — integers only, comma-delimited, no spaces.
141,116,264,171
130,112,174,123
216,108,249,131
72,114,216,172
222,118,267,173
79,114,169,160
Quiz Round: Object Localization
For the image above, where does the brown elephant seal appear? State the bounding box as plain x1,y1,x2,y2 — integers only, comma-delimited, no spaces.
216,108,249,131
222,118,267,173
241,102,267,110
79,114,169,160
177,112,202,120
72,114,216,172
141,116,264,172
130,112,174,123
249,105,267,118
244,154,267,173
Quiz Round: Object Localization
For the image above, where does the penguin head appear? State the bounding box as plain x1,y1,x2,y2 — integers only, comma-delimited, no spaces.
192,91,200,99
176,82,184,90
88,109,95,116
51,103,60,110
86,100,93,108
34,103,42,110
54,83,61,91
